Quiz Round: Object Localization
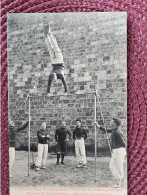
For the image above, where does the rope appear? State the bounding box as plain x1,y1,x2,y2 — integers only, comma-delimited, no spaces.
10,94,29,119
95,90,112,155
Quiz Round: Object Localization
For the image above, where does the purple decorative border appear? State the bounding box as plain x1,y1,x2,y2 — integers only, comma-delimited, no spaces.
1,0,147,194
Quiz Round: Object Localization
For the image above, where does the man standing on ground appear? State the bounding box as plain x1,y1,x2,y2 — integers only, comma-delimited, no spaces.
73,119,88,168
35,122,50,171
95,117,126,188
9,119,29,178
55,121,71,165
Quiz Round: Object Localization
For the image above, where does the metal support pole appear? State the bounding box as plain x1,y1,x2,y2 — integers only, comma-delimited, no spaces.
29,92,95,98
94,91,97,183
96,92,112,155
28,96,31,176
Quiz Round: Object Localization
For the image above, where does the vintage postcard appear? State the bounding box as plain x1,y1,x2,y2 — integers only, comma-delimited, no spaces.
7,12,127,195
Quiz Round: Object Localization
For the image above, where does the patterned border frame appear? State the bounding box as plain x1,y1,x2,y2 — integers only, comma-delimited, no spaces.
1,0,147,194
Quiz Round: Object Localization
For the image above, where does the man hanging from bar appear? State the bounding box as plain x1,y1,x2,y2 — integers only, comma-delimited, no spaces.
95,117,126,188
44,23,67,96
9,119,29,178
73,119,88,168
55,121,71,165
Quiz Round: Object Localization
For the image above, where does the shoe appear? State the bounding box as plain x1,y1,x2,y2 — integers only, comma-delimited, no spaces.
82,164,87,168
64,92,67,96
41,166,46,169
76,163,82,168
112,179,121,188
112,184,121,188
56,162,59,165
35,167,40,171
10,174,13,178
61,162,65,165
47,93,51,97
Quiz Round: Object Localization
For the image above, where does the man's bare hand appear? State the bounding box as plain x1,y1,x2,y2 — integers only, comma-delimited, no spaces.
95,122,100,128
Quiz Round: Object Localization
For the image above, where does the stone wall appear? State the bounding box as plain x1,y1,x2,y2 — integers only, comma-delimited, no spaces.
7,12,127,154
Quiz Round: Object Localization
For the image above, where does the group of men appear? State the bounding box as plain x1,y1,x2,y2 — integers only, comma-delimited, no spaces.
35,119,87,170
9,117,126,188
8,119,88,175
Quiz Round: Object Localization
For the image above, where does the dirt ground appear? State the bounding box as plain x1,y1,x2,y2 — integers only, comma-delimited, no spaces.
10,151,127,189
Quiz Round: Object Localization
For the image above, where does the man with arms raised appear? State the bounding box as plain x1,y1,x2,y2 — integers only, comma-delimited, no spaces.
95,117,126,188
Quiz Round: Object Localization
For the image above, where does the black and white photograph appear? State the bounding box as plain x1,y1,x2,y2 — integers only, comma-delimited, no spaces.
7,12,127,195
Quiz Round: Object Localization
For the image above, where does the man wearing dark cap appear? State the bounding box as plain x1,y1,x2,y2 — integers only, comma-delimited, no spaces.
73,119,88,168
95,117,126,188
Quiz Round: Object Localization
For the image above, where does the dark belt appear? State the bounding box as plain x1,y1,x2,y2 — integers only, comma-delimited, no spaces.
75,137,84,140
52,63,64,67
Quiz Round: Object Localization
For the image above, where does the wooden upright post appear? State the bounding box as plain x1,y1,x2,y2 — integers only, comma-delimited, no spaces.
94,91,97,182
28,96,31,176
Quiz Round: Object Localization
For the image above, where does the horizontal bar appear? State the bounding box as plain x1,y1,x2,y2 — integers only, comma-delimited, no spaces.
28,92,96,98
